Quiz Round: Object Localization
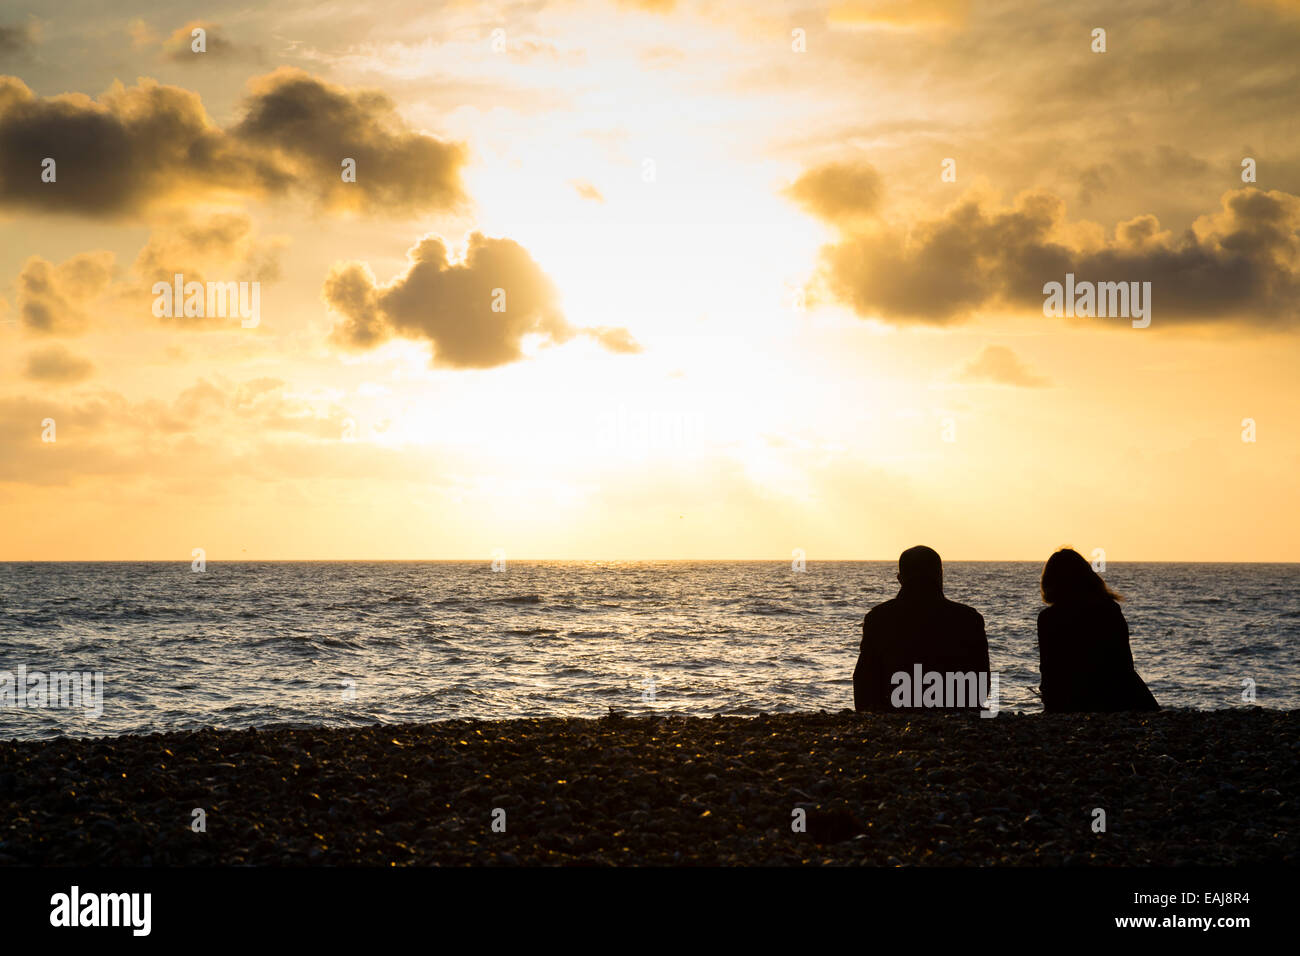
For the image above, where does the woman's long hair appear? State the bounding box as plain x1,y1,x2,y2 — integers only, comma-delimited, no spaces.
1040,547,1123,604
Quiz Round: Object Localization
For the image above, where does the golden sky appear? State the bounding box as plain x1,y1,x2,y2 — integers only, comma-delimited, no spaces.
2,0,1298,560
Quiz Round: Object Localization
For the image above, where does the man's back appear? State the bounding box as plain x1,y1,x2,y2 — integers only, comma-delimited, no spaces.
853,593,990,711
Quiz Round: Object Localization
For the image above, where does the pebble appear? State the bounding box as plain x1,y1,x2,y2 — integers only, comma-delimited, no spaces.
0,710,1295,865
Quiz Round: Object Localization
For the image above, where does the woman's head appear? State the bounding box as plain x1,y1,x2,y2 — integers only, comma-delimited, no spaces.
1040,547,1123,604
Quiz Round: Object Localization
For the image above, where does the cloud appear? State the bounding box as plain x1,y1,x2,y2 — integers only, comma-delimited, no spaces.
808,185,1300,328
828,0,970,27
124,19,256,63
754,0,1300,243
784,160,883,223
2,217,280,338
583,326,644,354
0,378,373,489
134,211,284,288
23,345,95,384
15,251,115,335
955,345,1047,387
0,75,290,217
0,20,38,56
125,213,285,330
233,68,467,215
640,46,686,68
571,179,605,203
126,19,155,50
165,377,351,438
163,22,241,61
324,232,640,368
0,393,135,485
0,70,467,218
614,0,677,12
1248,0,1300,15
1073,146,1211,208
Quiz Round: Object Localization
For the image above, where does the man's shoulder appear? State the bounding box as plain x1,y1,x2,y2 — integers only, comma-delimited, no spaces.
864,597,904,619
943,598,985,625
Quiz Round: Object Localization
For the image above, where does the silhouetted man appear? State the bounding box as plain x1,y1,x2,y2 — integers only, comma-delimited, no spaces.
853,546,991,712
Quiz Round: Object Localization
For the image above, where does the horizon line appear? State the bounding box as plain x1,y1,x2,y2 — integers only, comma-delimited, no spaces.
1,558,1297,565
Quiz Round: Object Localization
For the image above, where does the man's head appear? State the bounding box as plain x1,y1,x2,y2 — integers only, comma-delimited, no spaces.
897,545,943,593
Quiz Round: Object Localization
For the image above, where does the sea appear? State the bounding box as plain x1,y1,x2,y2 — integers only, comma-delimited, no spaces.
0,561,1295,740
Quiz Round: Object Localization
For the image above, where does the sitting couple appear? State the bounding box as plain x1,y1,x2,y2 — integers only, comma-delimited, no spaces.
853,545,1159,713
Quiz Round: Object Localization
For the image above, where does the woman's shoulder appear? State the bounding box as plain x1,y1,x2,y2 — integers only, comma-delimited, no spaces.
1037,603,1065,624
1036,605,1062,641
1098,596,1128,623
1039,597,1124,624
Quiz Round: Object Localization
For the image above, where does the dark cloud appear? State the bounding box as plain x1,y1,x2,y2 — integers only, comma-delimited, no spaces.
22,344,94,384
757,1,1300,236
1076,163,1114,208
1073,146,1211,208
233,68,467,215
0,75,290,217
324,232,640,368
0,21,37,56
956,345,1047,387
785,160,883,223
0,70,467,218
810,186,1300,328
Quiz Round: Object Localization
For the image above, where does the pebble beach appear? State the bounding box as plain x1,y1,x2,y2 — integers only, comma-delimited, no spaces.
1,709,1295,866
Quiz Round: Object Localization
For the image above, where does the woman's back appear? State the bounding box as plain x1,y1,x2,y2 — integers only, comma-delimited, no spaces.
1037,597,1158,712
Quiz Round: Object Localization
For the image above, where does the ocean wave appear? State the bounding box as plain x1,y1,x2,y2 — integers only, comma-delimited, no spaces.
0,561,1295,738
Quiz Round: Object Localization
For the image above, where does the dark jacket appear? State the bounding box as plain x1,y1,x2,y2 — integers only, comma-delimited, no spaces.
853,587,991,712
1037,598,1158,712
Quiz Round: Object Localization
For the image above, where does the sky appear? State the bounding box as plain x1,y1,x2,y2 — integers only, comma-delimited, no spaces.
1,0,1298,561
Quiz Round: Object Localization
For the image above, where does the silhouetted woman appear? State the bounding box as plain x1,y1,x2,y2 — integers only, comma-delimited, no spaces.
1036,548,1158,712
